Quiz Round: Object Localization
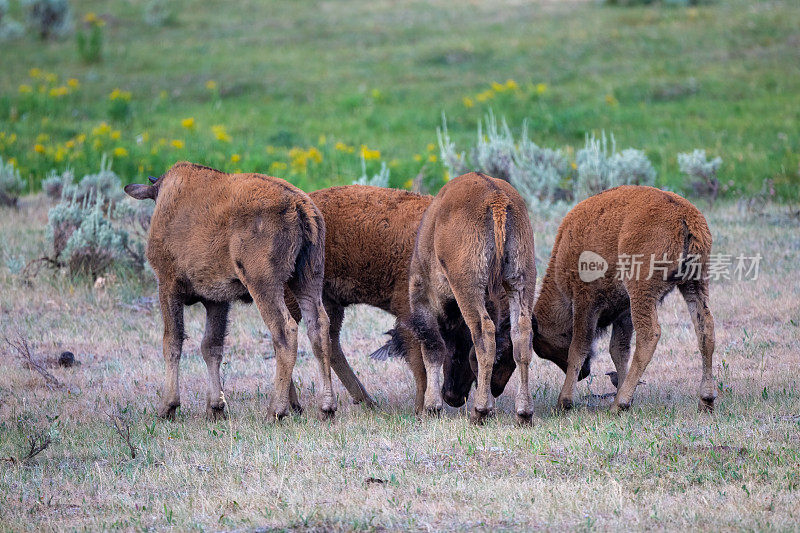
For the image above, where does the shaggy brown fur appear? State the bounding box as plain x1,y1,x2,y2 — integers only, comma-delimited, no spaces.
124,162,336,421
491,185,716,413
283,185,432,412
408,172,537,424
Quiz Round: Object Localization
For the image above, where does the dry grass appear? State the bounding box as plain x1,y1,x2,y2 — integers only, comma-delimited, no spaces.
1,197,799,531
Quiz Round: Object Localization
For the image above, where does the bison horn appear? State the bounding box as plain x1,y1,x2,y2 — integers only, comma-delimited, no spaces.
148,175,158,184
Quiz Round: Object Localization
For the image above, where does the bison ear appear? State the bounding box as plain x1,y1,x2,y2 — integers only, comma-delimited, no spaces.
124,183,156,200
148,175,158,184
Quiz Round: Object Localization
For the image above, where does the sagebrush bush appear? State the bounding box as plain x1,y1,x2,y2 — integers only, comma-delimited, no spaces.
574,132,655,200
46,192,146,278
143,0,175,27
678,149,722,203
439,114,661,209
43,155,123,205
352,156,390,187
0,0,25,41
23,0,72,39
0,155,26,207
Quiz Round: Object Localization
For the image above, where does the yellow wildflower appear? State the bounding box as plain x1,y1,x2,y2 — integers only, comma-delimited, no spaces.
205,80,218,90
33,144,46,154
605,94,619,107
571,162,578,170
463,97,474,108
29,68,42,79
403,179,413,189
171,139,185,149
230,153,241,163
54,146,66,162
181,117,195,129
335,141,353,153
491,81,506,93
76,134,86,144
113,147,128,157
360,145,380,160
65,140,75,149
505,79,519,90
426,143,435,152
8,157,17,167
371,88,382,99
211,125,231,143
270,161,288,172
36,133,49,143
428,154,437,163
413,154,423,162
475,90,494,103
109,88,132,101
318,135,327,145
92,122,111,136
110,130,121,140
84,12,98,23
535,83,548,95
307,147,323,164
265,145,276,154
67,78,80,89
18,85,33,94
45,72,58,83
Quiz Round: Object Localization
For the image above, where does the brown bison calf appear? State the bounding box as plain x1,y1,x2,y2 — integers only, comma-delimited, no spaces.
283,185,432,412
491,185,716,413
124,162,336,421
408,172,537,424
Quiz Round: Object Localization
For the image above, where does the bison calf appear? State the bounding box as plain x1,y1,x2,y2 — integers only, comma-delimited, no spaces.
492,185,716,413
124,162,336,421
408,172,537,424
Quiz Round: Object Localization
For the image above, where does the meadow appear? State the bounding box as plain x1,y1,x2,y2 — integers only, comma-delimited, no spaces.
0,0,799,196
1,0,800,530
1,198,799,530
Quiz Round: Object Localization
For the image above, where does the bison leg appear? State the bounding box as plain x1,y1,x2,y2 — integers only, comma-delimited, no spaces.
507,286,534,424
157,289,184,420
679,281,716,413
556,306,598,411
612,294,660,412
201,301,230,421
250,284,300,421
450,287,496,425
283,289,304,414
608,312,633,390
409,278,446,415
296,292,337,418
326,303,375,407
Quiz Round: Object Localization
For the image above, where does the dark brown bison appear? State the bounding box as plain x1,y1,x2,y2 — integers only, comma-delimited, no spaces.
407,172,538,424
124,162,336,421
486,185,716,413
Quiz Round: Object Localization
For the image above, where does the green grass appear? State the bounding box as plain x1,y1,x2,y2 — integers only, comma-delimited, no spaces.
1,198,799,530
1,0,799,198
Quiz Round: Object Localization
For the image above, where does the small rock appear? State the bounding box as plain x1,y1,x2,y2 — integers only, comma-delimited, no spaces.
59,351,76,367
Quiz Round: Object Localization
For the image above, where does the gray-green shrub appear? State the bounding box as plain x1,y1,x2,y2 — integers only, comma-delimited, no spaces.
22,0,72,39
678,149,722,203
0,0,25,41
0,155,26,207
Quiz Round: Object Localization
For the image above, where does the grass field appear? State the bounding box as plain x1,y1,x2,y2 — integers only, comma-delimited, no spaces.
1,197,799,530
1,0,799,197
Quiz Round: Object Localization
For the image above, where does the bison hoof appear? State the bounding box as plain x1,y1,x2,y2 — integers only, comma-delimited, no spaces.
290,401,304,415
206,404,227,421
470,407,493,425
319,408,336,421
556,397,573,412
355,394,377,409
610,402,630,415
158,402,180,420
266,406,290,423
515,411,534,426
698,397,715,413
424,406,442,417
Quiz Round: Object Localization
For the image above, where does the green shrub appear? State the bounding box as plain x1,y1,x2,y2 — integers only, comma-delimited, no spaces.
0,155,25,207
22,0,72,40
76,19,102,63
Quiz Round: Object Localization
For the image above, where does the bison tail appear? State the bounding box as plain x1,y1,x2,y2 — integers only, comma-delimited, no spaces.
293,198,325,291
368,328,408,361
487,193,509,299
